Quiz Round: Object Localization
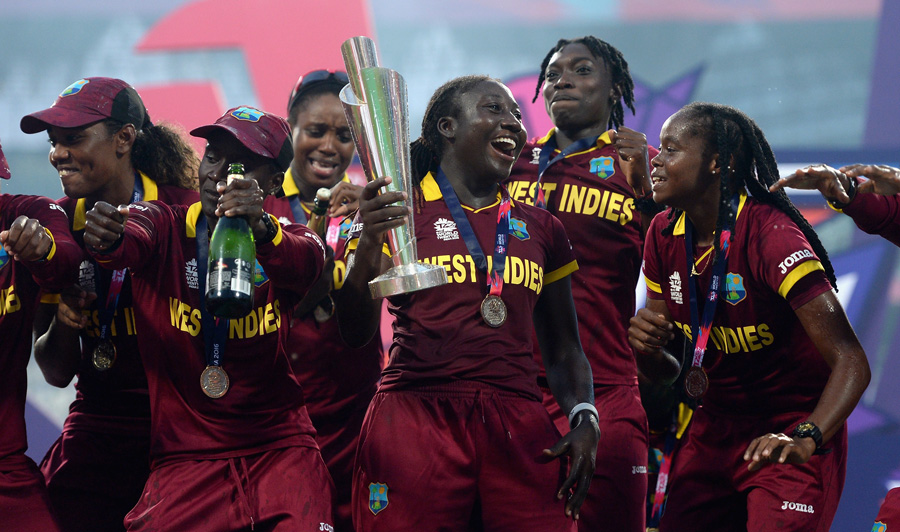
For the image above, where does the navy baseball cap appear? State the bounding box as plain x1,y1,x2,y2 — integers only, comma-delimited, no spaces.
20,77,152,134
190,106,293,172
0,139,10,179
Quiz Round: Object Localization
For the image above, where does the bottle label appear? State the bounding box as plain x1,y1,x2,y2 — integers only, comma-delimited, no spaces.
207,257,254,296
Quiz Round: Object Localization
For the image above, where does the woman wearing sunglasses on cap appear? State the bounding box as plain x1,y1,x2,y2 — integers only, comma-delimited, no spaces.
22,77,199,532
263,69,383,532
0,138,81,532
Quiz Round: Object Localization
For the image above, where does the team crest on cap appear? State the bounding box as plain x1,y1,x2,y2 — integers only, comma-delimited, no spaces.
254,260,269,287
60,79,90,97
872,522,886,532
368,482,389,515
231,106,263,122
724,273,746,306
590,156,615,179
510,217,530,241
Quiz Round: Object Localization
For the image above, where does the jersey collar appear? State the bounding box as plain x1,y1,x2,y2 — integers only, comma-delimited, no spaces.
673,189,748,236
280,167,350,199
420,172,514,213
535,128,613,154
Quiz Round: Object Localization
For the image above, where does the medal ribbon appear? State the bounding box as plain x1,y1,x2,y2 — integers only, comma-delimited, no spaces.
95,172,144,343
435,168,510,298
195,216,229,369
288,196,307,225
684,194,739,374
533,134,598,208
650,408,680,523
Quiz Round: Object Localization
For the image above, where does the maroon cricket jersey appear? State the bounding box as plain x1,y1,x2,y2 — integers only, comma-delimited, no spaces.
508,130,658,386
839,191,900,247
264,171,382,421
0,194,79,465
642,194,833,417
351,173,578,400
89,201,325,467
53,175,198,434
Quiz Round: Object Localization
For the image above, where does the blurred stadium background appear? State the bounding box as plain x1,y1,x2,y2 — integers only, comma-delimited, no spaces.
1,1,897,528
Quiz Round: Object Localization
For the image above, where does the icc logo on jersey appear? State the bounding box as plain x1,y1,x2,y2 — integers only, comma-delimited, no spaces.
368,482,389,515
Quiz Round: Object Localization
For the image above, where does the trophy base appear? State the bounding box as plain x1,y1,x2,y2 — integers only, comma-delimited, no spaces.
368,262,448,298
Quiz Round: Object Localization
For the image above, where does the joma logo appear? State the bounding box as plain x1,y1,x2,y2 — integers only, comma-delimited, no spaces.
781,500,814,513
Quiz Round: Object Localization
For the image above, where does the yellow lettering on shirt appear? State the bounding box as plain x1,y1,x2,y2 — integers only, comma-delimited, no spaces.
565,185,587,214
423,255,544,295
582,189,602,216
604,193,623,222
228,300,282,340
674,321,774,355
620,198,635,226
0,286,21,316
333,258,347,290
167,297,201,337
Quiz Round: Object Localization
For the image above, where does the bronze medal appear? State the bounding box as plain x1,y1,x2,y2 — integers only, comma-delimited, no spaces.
201,365,230,399
480,294,507,328
684,366,709,399
92,339,117,371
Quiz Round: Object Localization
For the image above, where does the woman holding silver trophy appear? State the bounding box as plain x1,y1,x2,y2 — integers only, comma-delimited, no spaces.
337,71,599,531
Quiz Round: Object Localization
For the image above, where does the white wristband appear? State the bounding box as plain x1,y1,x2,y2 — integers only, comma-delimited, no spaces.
567,402,599,428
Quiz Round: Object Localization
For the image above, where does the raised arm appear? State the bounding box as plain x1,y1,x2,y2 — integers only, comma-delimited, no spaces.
533,275,598,520
335,177,406,348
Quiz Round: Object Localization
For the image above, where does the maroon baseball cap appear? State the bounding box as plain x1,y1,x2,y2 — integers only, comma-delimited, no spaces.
190,106,293,172
20,77,152,134
0,139,10,180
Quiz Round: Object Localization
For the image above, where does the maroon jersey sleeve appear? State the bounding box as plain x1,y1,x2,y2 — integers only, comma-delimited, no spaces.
10,195,80,292
750,208,831,310
89,201,174,273
542,212,578,285
841,192,900,247
255,219,325,297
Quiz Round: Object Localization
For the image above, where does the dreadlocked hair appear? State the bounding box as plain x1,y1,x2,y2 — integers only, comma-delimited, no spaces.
660,102,837,288
103,119,199,191
409,74,496,213
533,36,635,130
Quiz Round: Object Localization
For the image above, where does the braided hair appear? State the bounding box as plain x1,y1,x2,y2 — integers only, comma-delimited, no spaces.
533,36,635,130
660,102,837,288
102,119,198,191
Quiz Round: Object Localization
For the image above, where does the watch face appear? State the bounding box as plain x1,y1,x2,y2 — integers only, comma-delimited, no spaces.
796,422,815,433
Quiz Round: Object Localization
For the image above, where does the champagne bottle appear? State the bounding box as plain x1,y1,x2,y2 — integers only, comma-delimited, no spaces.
206,163,255,318
306,187,332,240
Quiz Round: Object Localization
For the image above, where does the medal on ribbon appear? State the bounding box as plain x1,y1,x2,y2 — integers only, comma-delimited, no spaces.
196,216,231,399
434,168,511,327
682,195,739,400
92,338,117,371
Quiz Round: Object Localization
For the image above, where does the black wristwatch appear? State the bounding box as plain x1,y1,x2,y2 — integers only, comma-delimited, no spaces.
791,421,830,454
257,213,279,245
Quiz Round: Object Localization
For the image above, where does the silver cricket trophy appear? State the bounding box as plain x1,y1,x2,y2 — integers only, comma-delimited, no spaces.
340,36,448,298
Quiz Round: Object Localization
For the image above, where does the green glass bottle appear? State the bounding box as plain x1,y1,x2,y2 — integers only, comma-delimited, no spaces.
206,163,256,318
